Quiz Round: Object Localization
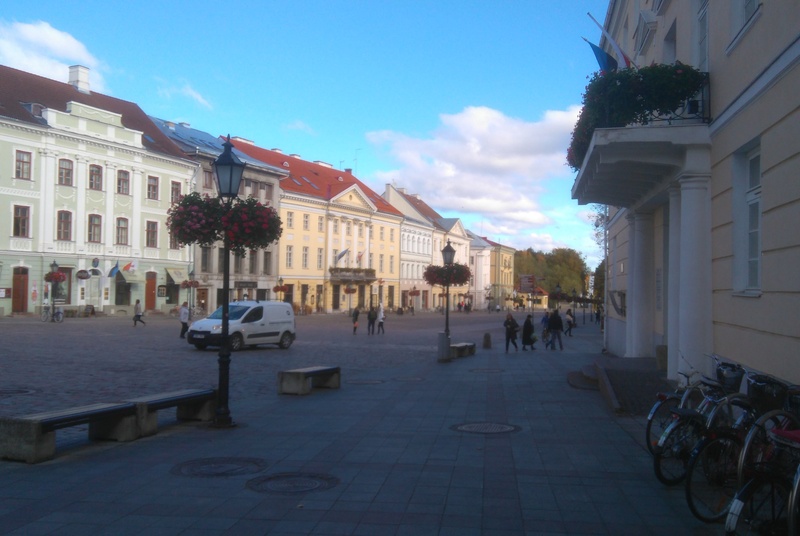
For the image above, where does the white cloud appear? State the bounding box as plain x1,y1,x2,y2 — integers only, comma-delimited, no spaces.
155,79,213,110
284,120,316,135
367,105,603,265
0,20,107,92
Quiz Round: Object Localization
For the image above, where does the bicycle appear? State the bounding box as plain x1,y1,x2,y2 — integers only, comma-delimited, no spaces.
684,374,789,523
40,304,64,323
645,368,704,456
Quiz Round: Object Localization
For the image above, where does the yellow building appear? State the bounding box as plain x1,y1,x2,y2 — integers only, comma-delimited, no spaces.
232,139,403,313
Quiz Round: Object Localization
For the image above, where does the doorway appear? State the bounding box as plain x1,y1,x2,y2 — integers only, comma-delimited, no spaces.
12,267,28,313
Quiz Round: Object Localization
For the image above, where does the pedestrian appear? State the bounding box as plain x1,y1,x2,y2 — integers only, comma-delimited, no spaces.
352,308,360,335
503,313,519,353
564,309,574,337
133,299,146,327
547,309,564,351
367,306,377,335
179,301,190,338
521,314,536,350
377,307,385,334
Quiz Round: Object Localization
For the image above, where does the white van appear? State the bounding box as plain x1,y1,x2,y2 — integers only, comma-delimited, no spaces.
187,300,295,351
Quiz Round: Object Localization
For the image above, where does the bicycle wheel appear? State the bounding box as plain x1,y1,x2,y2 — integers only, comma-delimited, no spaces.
646,396,680,455
681,384,706,410
41,308,49,322
54,310,64,323
725,477,789,535
738,410,799,488
654,418,703,485
686,433,743,523
789,463,800,536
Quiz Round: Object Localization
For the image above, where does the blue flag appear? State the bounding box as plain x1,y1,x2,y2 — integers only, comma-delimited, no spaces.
108,261,119,277
584,37,618,73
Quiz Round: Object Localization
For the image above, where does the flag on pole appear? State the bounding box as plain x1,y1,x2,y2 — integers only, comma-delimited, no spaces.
335,248,349,264
108,261,120,277
583,37,618,72
122,261,133,271
588,12,636,69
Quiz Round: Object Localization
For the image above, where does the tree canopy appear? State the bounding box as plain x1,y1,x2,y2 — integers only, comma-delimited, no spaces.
514,247,590,297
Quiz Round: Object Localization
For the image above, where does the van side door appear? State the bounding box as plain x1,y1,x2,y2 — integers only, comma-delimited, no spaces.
240,306,265,343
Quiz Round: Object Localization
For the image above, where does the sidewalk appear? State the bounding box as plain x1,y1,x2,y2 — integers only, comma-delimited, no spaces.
0,313,720,535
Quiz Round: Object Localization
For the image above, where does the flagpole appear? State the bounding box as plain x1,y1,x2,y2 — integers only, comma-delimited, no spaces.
587,12,638,69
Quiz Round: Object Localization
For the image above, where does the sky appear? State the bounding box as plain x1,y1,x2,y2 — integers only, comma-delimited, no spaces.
0,0,610,269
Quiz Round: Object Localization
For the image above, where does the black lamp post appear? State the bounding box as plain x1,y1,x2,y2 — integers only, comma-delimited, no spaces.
571,288,577,310
212,135,245,428
582,292,587,324
49,260,59,321
278,277,284,302
442,240,456,337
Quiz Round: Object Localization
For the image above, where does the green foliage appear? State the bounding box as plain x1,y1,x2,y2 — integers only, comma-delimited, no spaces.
514,247,589,297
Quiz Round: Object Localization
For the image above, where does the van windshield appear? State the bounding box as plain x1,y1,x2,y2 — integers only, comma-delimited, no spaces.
206,305,250,321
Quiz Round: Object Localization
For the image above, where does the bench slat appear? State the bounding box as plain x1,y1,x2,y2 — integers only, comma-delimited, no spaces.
20,403,137,433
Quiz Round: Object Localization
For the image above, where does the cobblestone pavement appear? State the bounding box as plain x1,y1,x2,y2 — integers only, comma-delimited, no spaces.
0,309,722,535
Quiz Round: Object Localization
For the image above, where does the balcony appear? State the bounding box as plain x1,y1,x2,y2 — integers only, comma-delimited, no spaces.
328,267,377,283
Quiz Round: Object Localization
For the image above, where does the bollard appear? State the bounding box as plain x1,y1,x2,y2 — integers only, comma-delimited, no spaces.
483,332,491,349
437,332,452,362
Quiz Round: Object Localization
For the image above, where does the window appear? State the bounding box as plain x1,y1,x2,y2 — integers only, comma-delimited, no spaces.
285,245,293,268
346,222,352,236
249,250,258,274
262,182,274,201
380,226,385,240
369,253,373,269
218,249,227,271
89,165,103,190
303,214,309,231
359,224,363,238
15,151,32,180
390,229,394,242
263,250,272,275
745,152,761,289
318,216,324,232
169,233,180,250
58,159,74,186
233,253,243,274
317,248,323,269
379,254,384,272
390,255,394,274
117,170,130,194
201,247,211,272
171,181,181,203
696,1,708,72
145,221,158,248
116,218,129,245
203,170,213,189
733,144,762,292
287,211,294,228
88,214,102,243
57,211,72,241
13,206,30,237
333,220,339,234
147,176,159,200
302,246,309,269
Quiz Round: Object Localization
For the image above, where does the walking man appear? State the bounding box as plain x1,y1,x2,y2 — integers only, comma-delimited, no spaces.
133,299,146,327
179,301,190,338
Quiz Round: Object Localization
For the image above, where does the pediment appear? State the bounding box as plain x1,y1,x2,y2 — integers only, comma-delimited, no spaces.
332,185,376,212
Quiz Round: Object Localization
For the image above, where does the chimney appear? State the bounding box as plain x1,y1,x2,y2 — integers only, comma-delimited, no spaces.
345,168,352,174
68,65,90,94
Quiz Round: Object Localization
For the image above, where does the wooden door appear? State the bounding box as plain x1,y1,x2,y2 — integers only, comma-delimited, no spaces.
12,267,28,313
145,272,156,310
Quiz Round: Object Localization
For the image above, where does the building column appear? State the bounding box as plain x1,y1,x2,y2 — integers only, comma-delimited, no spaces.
678,169,713,375
667,186,682,381
624,214,636,356
628,212,654,357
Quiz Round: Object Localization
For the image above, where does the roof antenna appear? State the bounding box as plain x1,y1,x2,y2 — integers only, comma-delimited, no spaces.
354,148,361,176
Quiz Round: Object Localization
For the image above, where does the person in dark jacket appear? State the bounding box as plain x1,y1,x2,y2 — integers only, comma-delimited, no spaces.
352,308,360,335
521,314,536,350
547,309,564,350
503,313,519,353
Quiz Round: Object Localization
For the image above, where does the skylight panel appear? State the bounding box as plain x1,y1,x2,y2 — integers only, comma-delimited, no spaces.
301,176,320,190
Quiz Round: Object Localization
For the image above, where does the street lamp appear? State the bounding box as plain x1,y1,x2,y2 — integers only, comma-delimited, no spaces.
442,240,456,338
278,277,284,302
571,288,577,310
582,291,587,324
212,135,245,428
554,283,561,310
49,260,59,321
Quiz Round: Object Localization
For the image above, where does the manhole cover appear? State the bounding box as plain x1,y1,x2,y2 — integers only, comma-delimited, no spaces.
247,472,340,495
452,422,520,434
171,457,267,478
0,389,35,396
346,380,384,385
470,368,505,373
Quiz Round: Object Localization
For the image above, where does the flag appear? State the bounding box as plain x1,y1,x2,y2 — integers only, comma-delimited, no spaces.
588,12,636,69
122,261,133,271
356,251,364,264
583,37,618,72
108,261,119,277
335,248,349,264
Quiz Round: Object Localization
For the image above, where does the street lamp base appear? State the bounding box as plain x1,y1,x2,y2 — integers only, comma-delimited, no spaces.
211,415,236,429
437,331,452,362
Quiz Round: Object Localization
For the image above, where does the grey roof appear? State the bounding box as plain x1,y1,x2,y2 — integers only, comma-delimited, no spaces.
149,117,287,175
437,218,460,232
466,230,492,248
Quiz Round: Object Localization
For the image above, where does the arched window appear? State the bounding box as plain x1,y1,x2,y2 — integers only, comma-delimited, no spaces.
58,159,74,186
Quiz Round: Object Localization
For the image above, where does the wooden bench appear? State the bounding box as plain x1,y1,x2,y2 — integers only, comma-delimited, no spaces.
0,402,138,463
124,389,217,437
450,342,476,358
278,366,341,395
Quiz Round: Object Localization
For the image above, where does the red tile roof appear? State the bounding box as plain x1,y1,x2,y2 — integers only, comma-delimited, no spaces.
0,64,185,160
230,138,402,216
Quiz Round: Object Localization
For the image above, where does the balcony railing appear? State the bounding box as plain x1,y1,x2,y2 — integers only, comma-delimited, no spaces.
328,267,377,283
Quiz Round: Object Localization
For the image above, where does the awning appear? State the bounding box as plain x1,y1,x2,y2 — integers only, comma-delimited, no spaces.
165,267,188,283
119,271,146,283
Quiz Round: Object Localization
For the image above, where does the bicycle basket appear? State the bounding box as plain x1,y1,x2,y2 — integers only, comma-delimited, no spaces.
785,388,800,417
716,363,744,391
747,374,788,414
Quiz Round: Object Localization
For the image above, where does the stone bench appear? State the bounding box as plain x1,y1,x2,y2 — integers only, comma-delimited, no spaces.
450,342,476,358
278,366,341,395
0,402,138,463
124,388,217,437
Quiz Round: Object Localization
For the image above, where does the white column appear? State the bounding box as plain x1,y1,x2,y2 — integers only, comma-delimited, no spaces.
629,212,654,357
667,186,682,381
625,214,636,356
678,170,713,375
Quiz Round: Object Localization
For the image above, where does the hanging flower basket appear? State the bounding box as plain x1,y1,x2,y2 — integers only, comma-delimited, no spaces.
408,289,420,297
423,263,471,287
343,287,357,295
167,192,224,247
221,197,282,256
180,279,200,289
272,285,289,293
44,271,66,283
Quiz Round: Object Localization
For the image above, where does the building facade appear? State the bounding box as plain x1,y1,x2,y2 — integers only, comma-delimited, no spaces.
1,64,197,316
572,1,800,384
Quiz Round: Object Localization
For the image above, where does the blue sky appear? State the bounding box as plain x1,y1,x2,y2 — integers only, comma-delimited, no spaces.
0,0,610,268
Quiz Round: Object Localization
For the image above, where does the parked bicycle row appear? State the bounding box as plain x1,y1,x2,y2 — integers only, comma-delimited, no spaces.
644,354,800,534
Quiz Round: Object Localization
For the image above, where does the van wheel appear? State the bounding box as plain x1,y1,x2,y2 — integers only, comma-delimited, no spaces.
229,333,244,351
194,343,207,350
279,332,293,349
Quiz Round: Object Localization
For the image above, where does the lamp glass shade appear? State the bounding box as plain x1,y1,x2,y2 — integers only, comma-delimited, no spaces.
441,240,456,265
50,261,59,272
213,135,246,199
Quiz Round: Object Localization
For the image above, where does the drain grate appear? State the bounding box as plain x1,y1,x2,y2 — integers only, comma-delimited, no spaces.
452,422,520,434
246,472,340,495
171,457,267,478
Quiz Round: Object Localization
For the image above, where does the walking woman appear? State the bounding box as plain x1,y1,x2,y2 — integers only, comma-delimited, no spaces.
521,314,536,350
503,313,519,353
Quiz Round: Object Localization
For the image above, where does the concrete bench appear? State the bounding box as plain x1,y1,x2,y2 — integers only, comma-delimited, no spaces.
450,342,476,358
124,389,217,437
278,366,341,395
0,402,138,463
